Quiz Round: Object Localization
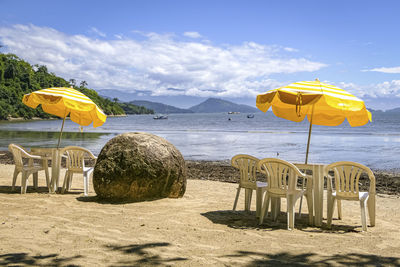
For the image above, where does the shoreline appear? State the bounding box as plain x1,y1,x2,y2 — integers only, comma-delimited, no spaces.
1,151,399,195
1,113,128,122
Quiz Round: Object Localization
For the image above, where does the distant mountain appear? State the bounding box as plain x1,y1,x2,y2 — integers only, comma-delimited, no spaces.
97,89,206,108
369,108,383,113
130,100,193,114
370,107,400,113
385,107,400,113
189,98,259,113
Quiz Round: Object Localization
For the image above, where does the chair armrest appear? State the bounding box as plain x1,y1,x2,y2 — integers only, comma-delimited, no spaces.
21,151,42,160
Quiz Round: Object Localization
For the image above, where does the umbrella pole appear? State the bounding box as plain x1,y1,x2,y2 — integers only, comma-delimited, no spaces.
305,105,315,164
57,111,67,149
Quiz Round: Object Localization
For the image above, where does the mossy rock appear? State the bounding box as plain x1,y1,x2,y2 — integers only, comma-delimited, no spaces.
93,132,186,201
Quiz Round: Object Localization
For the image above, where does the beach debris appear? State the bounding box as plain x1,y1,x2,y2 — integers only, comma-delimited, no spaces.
93,132,187,202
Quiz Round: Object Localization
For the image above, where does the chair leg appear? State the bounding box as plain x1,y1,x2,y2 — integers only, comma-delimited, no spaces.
12,169,19,191
61,171,70,194
287,195,295,230
271,197,281,221
44,161,51,192
327,196,336,228
33,172,38,190
367,194,376,227
21,172,28,194
255,188,264,217
233,187,241,211
360,199,368,232
244,189,252,212
306,193,314,226
337,199,342,219
84,173,89,196
298,195,303,219
259,194,270,225
68,173,73,190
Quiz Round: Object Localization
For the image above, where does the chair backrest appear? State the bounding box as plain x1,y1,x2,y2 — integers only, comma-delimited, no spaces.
257,158,306,195
8,143,30,168
324,161,376,198
231,154,259,188
61,146,95,172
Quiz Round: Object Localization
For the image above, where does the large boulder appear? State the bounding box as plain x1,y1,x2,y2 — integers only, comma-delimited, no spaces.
93,132,186,201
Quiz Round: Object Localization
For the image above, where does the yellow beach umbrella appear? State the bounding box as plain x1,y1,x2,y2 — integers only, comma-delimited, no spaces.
256,79,371,163
22,87,107,148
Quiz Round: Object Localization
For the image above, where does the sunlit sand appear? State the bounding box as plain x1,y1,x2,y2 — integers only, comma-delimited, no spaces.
0,164,399,266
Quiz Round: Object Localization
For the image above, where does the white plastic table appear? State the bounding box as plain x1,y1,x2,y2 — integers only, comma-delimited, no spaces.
294,163,326,227
31,147,64,193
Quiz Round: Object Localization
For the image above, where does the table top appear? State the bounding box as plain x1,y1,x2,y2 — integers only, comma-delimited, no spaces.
294,162,326,168
30,147,67,159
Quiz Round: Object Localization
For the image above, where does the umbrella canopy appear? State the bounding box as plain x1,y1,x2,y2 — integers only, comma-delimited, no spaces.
256,79,371,163
22,87,107,147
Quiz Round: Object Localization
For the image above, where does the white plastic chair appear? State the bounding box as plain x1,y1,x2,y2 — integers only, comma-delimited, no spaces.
61,146,97,196
324,161,376,231
231,154,267,217
257,158,313,230
8,144,50,194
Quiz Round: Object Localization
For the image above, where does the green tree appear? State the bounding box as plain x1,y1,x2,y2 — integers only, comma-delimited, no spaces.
69,79,76,87
0,52,153,120
80,80,88,88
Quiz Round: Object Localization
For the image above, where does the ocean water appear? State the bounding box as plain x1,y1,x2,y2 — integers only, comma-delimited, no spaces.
0,112,399,170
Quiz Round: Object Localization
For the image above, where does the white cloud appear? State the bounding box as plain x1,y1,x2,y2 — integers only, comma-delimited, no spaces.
0,24,327,98
363,66,400,74
89,27,106,38
335,80,400,100
283,47,298,52
183,31,202,39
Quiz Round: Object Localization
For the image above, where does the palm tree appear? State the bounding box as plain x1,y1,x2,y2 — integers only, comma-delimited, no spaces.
80,80,88,88
69,79,76,87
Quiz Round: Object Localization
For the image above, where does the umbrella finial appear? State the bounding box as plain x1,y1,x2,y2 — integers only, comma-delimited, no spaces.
315,78,320,82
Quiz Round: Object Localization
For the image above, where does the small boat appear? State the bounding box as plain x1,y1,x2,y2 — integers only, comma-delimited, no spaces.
228,111,240,114
247,114,254,118
153,115,168,120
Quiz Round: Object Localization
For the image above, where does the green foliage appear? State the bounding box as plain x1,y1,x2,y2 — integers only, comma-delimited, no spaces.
0,53,153,120
118,102,154,114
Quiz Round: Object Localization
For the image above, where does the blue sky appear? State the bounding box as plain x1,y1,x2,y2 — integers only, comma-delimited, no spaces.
1,0,400,109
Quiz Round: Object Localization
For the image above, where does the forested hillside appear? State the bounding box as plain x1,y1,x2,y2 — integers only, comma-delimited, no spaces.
0,53,153,120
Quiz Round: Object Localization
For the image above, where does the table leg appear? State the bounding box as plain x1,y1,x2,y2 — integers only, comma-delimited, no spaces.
367,194,376,227
313,165,324,226
51,149,61,193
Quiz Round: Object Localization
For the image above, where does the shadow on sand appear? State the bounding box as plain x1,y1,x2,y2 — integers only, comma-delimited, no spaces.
0,185,54,194
0,185,83,195
0,252,82,267
224,251,400,266
201,210,361,233
2,248,398,266
0,243,187,267
105,242,187,266
75,195,166,205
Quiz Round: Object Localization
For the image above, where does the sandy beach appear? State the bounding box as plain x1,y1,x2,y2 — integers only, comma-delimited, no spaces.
0,162,400,266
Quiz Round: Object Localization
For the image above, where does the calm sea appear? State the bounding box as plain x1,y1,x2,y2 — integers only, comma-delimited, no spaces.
0,112,399,170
